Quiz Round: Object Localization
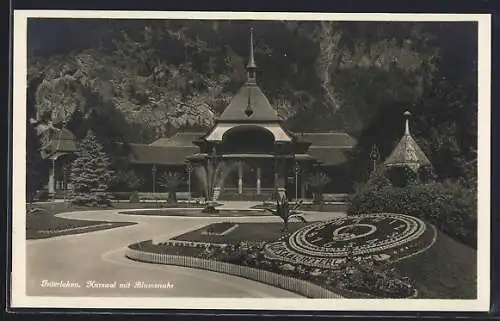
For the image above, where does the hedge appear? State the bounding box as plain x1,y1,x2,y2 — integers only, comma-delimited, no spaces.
347,182,477,248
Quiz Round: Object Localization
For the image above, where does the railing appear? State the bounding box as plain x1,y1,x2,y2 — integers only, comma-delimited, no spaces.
125,247,342,299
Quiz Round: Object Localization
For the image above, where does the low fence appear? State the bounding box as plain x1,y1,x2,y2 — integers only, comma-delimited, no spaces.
125,247,342,298
110,192,203,201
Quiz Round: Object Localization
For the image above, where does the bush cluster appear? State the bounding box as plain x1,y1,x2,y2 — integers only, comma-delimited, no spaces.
70,191,113,207
129,191,140,203
348,178,477,248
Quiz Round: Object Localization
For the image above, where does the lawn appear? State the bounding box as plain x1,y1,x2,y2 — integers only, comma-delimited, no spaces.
131,220,476,299
26,203,137,239
173,222,307,244
394,231,477,299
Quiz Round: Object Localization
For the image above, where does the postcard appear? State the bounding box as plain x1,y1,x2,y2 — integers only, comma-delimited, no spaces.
10,10,491,312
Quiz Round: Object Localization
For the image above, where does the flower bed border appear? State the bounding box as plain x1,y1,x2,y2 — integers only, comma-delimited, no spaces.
38,223,113,234
125,247,342,298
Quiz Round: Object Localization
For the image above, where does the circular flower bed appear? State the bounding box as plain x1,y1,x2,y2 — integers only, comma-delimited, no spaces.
133,237,417,298
264,213,435,270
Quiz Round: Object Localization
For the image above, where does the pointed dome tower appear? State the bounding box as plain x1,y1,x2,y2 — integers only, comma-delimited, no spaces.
216,28,281,123
201,28,292,143
384,111,431,172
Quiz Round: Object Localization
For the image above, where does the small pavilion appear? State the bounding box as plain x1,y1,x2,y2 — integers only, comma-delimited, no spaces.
39,123,78,197
384,111,432,183
184,29,318,199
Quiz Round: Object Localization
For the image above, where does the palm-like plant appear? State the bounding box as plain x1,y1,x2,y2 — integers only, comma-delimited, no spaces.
194,161,238,213
158,172,184,203
306,171,331,204
264,195,306,234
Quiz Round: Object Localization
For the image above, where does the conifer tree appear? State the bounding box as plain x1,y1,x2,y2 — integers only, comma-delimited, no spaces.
69,130,114,206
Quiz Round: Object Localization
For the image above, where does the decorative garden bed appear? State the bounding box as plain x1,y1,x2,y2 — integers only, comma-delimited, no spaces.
201,222,239,236
172,222,307,244
27,213,135,240
128,214,435,298
128,239,417,299
126,246,342,298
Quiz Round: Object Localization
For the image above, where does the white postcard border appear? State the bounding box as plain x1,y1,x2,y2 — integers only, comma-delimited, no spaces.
11,10,492,311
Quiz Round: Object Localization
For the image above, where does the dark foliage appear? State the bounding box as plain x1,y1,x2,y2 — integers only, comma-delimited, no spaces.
28,20,477,186
385,166,418,187
348,181,477,248
69,130,114,206
129,191,140,203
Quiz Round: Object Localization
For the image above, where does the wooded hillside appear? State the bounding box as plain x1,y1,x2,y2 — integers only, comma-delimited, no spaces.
27,19,478,183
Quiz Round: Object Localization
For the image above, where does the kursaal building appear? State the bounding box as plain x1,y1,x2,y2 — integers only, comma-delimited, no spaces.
39,30,359,201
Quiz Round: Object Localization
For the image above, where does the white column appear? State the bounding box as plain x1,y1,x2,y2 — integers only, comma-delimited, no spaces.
48,164,55,194
256,167,261,195
238,162,243,195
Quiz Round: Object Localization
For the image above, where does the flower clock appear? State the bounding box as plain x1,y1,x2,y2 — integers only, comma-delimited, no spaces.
264,213,436,269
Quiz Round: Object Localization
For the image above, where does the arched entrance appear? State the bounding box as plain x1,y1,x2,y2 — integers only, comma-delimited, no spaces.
221,125,275,154
218,125,277,199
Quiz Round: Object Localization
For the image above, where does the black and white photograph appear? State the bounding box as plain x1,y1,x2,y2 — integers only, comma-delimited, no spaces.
11,11,491,311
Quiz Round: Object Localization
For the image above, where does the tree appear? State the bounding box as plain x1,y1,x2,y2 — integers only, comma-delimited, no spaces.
111,168,144,191
306,171,331,204
28,20,477,185
264,195,306,234
386,166,418,188
158,172,183,203
69,130,114,206
363,166,392,191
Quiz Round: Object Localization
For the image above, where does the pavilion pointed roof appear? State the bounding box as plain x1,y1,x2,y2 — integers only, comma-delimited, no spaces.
218,28,280,123
384,111,431,171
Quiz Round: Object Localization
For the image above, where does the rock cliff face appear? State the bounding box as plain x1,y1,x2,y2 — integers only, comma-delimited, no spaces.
27,19,477,181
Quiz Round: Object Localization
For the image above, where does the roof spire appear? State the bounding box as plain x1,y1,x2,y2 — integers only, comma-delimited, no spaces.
246,27,257,82
404,110,411,135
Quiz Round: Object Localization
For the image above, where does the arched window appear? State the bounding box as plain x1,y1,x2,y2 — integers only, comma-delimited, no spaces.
221,125,275,153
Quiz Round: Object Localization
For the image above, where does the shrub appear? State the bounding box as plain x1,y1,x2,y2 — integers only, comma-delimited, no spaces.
306,172,331,204
129,191,140,203
385,166,417,187
356,166,392,192
348,181,477,248
341,261,415,298
158,172,184,203
34,190,50,202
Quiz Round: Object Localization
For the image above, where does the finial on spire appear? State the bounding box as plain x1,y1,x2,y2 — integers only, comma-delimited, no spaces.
404,110,412,135
247,27,257,81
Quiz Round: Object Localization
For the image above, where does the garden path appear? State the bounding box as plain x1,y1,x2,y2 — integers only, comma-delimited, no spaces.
25,207,345,299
